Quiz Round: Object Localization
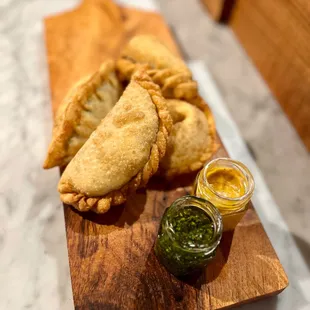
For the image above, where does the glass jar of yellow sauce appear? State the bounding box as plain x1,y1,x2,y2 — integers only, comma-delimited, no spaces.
193,158,255,231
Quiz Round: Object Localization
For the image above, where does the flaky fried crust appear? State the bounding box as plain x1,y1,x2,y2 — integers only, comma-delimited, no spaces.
116,35,198,102
43,60,122,169
58,70,172,213
160,97,217,178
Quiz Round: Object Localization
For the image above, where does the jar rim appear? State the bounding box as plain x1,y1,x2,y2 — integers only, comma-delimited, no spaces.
163,195,223,254
202,158,255,203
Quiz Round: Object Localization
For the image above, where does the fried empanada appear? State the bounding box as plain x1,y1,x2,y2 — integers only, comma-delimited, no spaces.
116,35,198,102
58,70,172,213
160,99,216,178
43,60,122,169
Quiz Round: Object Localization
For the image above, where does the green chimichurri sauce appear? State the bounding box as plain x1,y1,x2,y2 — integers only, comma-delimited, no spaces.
155,205,216,276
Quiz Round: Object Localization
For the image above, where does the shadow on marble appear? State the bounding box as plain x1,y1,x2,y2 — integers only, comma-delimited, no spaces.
292,234,310,272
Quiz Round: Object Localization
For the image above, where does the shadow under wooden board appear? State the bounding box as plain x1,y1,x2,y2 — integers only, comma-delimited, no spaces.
44,0,288,309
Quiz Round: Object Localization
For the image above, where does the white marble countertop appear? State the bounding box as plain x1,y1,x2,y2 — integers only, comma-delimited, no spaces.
1,0,309,309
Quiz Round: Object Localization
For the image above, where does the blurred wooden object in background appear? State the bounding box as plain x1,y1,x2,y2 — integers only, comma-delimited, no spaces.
202,0,310,151
201,0,236,22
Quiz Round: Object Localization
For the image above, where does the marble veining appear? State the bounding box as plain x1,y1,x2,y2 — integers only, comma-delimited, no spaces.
0,1,78,309
1,0,309,309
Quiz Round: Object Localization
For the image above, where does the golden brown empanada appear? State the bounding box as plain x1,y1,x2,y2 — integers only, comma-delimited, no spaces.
160,98,216,178
58,70,172,213
116,35,198,102
43,60,122,169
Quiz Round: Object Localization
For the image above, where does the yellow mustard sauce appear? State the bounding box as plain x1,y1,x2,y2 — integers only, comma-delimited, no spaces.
206,167,246,199
193,158,254,231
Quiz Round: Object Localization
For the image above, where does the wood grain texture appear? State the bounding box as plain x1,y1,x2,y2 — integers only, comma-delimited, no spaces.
44,0,288,309
229,0,310,151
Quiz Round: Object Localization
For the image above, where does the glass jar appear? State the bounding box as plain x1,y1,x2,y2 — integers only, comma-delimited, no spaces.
154,195,223,277
193,158,255,231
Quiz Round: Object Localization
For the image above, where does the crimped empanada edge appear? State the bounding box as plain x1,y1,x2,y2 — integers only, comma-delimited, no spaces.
43,59,117,169
59,69,173,213
116,50,198,102
117,57,198,101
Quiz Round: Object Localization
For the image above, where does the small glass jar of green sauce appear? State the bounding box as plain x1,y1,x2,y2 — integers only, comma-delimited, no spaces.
154,195,223,277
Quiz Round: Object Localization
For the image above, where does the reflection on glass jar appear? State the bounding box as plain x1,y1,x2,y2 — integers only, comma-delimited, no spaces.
154,195,223,277
193,158,255,231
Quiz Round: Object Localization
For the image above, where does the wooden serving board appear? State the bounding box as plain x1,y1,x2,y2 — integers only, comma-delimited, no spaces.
44,0,288,309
